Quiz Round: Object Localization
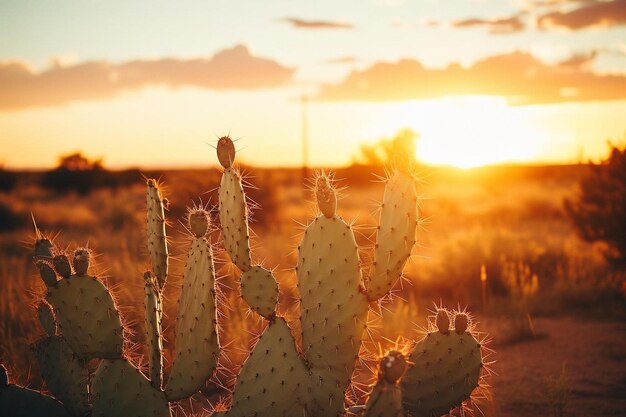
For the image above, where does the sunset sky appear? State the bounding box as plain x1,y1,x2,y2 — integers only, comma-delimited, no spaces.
1,0,626,168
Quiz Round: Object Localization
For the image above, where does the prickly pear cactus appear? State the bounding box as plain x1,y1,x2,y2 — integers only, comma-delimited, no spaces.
0,365,71,417
367,171,417,301
221,276,313,417
44,247,123,360
217,136,252,272
363,351,407,417
240,266,278,319
144,271,164,389
92,359,170,417
400,310,483,417
37,300,57,337
33,335,91,416
297,173,369,416
147,178,169,289
165,207,219,401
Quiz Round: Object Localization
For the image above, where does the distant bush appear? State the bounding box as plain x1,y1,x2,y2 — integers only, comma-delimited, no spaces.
0,167,17,193
566,145,626,269
0,201,24,231
41,152,140,195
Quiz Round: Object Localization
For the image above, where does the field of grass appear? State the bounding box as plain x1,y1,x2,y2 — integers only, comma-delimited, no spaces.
1,163,624,416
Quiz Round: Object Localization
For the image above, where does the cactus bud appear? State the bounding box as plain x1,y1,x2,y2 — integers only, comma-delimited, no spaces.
0,364,8,387
315,175,336,218
217,136,236,169
73,248,90,276
188,209,209,238
454,313,469,334
52,254,72,279
436,309,450,334
37,261,58,287
34,238,53,259
379,350,407,384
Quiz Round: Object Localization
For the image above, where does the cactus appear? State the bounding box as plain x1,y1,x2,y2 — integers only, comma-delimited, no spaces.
33,336,91,416
165,206,219,401
217,136,252,272
144,271,164,389
297,174,369,416
43,248,124,360
5,138,493,417
147,178,169,289
0,365,71,417
220,262,314,417
362,351,406,417
92,359,170,417
400,309,484,417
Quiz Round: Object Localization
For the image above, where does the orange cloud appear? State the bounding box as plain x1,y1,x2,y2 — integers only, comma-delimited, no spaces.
0,45,294,111
279,17,354,29
538,0,626,29
452,15,525,34
316,51,626,104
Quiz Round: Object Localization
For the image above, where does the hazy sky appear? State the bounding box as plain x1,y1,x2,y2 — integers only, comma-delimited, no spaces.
1,0,626,168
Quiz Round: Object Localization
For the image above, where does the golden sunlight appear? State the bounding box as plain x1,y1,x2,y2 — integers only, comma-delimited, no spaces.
377,96,551,168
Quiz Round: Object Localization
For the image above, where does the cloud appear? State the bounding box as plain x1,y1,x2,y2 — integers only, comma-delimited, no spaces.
538,0,626,29
325,56,358,64
315,51,626,105
279,17,354,29
558,50,598,68
452,15,525,34
0,45,295,111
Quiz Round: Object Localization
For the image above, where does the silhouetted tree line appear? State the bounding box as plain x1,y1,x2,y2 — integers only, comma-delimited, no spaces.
41,153,140,195
566,144,626,270
0,167,17,193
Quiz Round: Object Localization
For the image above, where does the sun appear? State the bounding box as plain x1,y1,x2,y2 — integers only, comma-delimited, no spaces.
377,96,550,169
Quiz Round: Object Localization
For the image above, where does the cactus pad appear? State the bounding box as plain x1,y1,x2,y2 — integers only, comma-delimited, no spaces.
218,168,251,272
165,234,219,401
144,272,163,389
37,301,57,337
223,318,313,417
33,335,91,416
147,179,169,289
367,171,417,301
0,384,71,417
240,266,278,319
47,274,123,359
363,382,403,417
92,359,170,417
400,323,483,417
297,215,369,416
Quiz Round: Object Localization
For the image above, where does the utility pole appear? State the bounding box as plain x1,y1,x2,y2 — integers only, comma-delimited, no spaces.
301,94,309,185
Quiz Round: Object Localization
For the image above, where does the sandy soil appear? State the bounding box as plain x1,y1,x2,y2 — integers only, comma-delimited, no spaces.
479,317,626,417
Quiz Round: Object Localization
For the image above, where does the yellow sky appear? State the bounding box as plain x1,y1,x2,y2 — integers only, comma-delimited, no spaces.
1,0,626,169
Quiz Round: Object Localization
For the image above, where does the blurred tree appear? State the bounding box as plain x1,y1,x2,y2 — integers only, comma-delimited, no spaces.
354,128,419,168
0,165,18,193
566,144,626,269
58,153,103,171
41,152,139,195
